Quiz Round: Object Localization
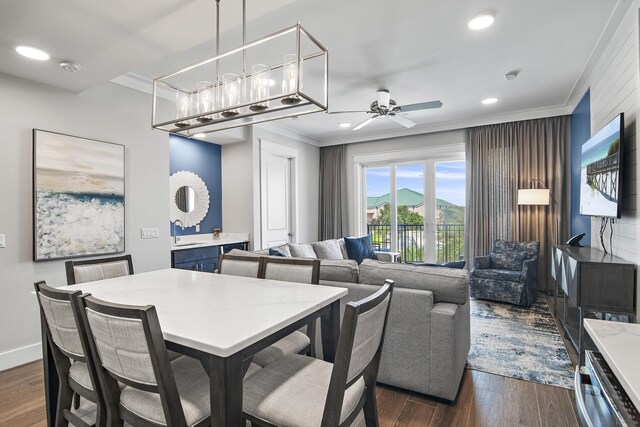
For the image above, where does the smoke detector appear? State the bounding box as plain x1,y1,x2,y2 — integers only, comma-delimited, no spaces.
59,60,82,73
504,70,519,81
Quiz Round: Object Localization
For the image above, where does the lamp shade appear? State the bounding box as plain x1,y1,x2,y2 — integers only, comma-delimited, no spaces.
518,189,550,205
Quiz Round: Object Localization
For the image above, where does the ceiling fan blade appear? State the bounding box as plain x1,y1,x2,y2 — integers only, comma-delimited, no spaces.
397,100,443,112
327,110,371,114
389,114,416,128
353,115,379,130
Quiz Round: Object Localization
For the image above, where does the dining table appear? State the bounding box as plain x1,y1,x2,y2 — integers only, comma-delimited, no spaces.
40,268,347,427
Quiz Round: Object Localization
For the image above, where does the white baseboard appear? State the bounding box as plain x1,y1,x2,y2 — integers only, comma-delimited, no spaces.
0,343,42,372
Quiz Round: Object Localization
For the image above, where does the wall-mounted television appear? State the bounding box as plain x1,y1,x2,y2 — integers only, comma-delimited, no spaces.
579,113,623,218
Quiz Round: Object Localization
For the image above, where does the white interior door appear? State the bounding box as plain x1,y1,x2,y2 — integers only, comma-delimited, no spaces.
261,151,291,248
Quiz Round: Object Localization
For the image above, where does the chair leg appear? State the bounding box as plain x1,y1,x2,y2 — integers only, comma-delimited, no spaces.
363,386,379,427
55,383,73,427
73,392,80,409
307,320,317,358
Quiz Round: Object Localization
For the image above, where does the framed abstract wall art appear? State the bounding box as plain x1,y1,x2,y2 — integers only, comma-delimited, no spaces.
33,130,125,261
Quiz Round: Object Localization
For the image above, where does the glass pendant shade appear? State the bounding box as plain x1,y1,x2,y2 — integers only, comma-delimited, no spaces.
282,53,302,105
221,73,241,117
197,81,215,122
250,64,270,111
176,92,193,128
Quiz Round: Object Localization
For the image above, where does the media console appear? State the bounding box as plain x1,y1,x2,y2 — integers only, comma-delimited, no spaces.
552,245,636,363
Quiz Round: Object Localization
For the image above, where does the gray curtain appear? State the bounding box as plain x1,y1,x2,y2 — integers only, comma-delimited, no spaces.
319,144,347,240
465,116,571,292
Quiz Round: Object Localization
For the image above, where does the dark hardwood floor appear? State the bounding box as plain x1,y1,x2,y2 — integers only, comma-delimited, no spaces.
1,360,579,426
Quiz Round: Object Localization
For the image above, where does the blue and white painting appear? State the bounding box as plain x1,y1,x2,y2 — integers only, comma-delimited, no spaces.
34,130,125,261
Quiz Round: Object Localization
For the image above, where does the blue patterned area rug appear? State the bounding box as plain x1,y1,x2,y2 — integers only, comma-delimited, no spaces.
466,297,574,389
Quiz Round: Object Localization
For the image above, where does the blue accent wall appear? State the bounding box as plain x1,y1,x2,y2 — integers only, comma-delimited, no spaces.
570,90,591,243
169,135,222,236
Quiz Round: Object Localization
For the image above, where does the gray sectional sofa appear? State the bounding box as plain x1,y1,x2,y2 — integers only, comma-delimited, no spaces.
230,238,470,401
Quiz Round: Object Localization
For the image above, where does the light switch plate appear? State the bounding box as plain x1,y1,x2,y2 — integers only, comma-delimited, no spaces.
141,228,159,239
0,234,5,248
195,224,200,232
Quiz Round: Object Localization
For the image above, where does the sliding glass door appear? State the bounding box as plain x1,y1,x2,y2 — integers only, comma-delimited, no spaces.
363,158,465,263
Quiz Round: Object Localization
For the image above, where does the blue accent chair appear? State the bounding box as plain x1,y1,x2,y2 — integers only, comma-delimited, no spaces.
469,240,540,307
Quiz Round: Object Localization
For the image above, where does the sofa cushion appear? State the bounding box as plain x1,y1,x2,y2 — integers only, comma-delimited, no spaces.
312,239,344,260
271,244,291,257
412,261,466,269
358,259,468,304
472,269,520,282
344,235,377,264
489,240,539,271
288,243,317,259
338,239,349,259
319,259,359,283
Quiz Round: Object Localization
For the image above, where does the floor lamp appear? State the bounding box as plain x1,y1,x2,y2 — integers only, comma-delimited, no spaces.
517,180,560,316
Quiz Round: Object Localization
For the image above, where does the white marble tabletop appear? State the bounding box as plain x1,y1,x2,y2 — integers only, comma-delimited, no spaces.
584,319,640,410
66,268,347,357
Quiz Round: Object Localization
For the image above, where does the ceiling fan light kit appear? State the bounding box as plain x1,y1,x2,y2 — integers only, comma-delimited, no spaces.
151,0,328,136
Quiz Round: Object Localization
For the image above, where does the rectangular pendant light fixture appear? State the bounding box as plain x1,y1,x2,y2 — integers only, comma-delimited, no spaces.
151,1,328,136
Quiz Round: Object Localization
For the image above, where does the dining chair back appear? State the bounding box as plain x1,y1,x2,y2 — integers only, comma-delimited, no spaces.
34,281,104,427
323,279,394,426
218,253,264,278
65,254,134,285
260,257,320,284
77,294,211,427
242,280,395,427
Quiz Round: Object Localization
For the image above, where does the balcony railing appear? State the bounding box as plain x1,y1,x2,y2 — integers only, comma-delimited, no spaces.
367,223,464,263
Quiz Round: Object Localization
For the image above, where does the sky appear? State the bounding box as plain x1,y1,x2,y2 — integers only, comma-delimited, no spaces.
366,161,465,206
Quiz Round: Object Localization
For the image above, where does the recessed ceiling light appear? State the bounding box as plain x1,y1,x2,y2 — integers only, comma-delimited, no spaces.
339,122,351,128
193,133,206,138
482,97,498,105
16,45,50,61
468,13,495,30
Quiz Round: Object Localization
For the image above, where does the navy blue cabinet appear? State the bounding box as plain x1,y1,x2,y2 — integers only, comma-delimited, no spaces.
171,241,249,273
172,246,220,273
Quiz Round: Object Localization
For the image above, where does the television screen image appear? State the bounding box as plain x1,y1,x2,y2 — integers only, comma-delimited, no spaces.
580,113,623,218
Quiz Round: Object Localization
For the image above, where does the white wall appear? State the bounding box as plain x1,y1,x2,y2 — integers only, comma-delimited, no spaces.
345,130,466,235
0,74,171,370
572,2,640,318
221,126,320,248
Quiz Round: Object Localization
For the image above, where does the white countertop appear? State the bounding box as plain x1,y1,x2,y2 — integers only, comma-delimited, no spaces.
66,268,347,357
584,319,640,410
171,232,249,251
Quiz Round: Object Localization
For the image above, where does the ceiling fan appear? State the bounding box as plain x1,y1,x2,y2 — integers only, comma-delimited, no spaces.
329,89,442,130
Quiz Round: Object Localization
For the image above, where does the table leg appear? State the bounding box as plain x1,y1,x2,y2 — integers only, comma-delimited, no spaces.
321,300,341,363
208,352,243,427
41,313,58,427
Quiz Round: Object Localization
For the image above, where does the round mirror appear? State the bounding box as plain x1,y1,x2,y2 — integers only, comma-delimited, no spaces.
175,186,196,213
169,171,210,227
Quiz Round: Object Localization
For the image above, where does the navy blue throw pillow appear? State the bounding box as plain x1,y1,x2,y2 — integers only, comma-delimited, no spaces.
344,235,377,264
268,247,286,257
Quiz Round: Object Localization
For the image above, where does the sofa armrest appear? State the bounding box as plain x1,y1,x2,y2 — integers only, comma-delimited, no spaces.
472,255,491,271
319,280,435,394
521,256,538,282
374,251,400,263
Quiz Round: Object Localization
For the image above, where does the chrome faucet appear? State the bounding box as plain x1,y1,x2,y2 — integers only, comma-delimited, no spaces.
173,220,183,245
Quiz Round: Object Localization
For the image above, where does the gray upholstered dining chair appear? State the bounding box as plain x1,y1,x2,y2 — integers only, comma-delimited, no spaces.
65,254,134,285
77,293,261,427
243,280,394,427
34,281,105,427
218,253,265,278
251,257,321,367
